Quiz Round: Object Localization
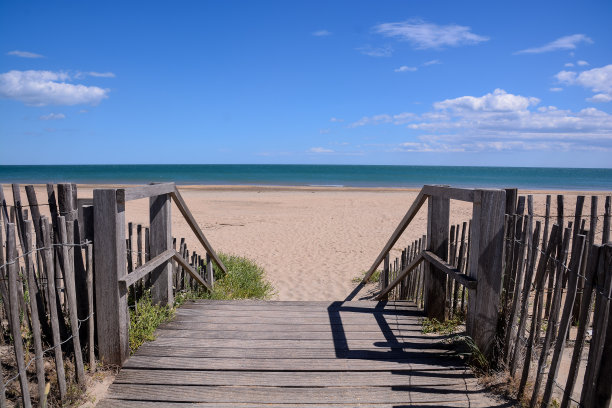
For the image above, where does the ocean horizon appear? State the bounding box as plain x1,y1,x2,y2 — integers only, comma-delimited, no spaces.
1,164,611,191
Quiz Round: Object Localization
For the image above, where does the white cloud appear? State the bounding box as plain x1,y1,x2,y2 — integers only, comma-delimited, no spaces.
330,117,344,122
7,50,44,58
352,89,612,153
39,113,65,120
308,147,333,153
312,30,332,37
577,60,589,66
357,45,393,57
373,19,489,49
565,62,575,67
0,70,109,106
349,112,416,127
433,89,540,112
516,34,592,54
394,65,417,73
88,71,115,78
556,64,612,102
422,59,441,66
550,87,563,92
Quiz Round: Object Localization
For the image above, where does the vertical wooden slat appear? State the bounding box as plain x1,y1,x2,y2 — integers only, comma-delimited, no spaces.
6,223,32,407
593,246,612,407
206,253,214,286
23,220,47,405
540,234,585,407
60,217,86,384
466,189,506,358
93,189,129,366
424,194,449,321
604,196,611,244
86,242,96,373
41,217,67,399
0,185,9,233
150,193,173,305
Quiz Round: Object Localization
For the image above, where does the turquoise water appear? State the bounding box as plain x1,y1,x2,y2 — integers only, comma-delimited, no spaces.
0,165,611,190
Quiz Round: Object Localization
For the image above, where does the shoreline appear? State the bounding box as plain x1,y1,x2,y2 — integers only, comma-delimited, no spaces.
4,183,610,196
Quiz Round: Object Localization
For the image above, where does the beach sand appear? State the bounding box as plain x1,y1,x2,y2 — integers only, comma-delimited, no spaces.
3,184,608,301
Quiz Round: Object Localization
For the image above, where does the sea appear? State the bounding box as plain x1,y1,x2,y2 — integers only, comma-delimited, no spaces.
0,165,611,190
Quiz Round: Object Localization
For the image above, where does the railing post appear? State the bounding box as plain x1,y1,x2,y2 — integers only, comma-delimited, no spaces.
467,189,506,358
150,193,173,305
93,189,129,366
424,194,449,321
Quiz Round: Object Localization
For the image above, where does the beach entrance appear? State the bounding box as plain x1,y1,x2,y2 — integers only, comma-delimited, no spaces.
1,182,610,407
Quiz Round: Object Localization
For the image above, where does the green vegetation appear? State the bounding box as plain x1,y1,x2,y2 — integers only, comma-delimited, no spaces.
421,315,464,335
129,252,274,354
352,269,381,283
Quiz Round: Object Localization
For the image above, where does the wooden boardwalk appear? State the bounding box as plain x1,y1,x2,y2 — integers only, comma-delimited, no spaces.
99,300,512,407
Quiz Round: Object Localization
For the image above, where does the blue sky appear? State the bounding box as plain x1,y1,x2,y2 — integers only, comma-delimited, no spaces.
1,0,611,167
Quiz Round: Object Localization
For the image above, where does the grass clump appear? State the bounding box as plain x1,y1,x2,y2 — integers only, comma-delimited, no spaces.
352,269,381,283
129,252,274,354
421,314,464,335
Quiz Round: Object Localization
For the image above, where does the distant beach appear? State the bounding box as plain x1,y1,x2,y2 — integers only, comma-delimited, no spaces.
1,164,612,190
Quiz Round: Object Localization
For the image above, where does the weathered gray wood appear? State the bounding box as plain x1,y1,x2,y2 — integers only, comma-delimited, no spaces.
149,193,173,305
571,196,585,323
466,189,506,358
561,243,600,408
93,189,129,366
375,253,424,300
360,189,428,287
504,188,518,215
0,185,9,233
23,221,46,406
40,217,67,400
119,249,175,287
593,247,612,407
421,251,477,289
122,182,176,202
604,196,611,243
173,251,212,291
206,253,214,285
170,187,227,274
6,224,32,408
540,234,585,408
530,226,572,408
10,184,26,250
422,185,475,202
24,185,43,248
424,194,449,321
86,242,95,373
59,218,86,384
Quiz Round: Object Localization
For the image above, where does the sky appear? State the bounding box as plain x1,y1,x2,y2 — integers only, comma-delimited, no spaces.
1,1,611,167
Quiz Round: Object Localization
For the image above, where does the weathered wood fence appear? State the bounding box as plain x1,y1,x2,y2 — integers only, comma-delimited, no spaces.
0,183,224,406
356,186,612,407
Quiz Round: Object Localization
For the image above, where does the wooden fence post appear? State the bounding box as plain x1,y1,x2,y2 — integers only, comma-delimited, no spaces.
93,189,129,366
467,189,506,358
150,193,173,305
424,194,449,321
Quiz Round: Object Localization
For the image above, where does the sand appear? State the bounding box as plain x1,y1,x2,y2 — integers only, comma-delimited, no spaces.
3,184,608,301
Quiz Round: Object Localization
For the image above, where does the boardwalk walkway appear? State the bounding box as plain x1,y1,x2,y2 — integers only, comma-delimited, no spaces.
99,300,511,407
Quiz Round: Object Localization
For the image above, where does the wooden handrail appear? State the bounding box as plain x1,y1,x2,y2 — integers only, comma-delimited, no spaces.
170,187,228,275
121,183,177,202
420,251,477,289
360,189,428,285
119,248,213,291
375,253,424,300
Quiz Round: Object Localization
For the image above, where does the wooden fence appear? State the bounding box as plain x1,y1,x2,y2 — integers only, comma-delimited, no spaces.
358,186,612,407
0,183,223,406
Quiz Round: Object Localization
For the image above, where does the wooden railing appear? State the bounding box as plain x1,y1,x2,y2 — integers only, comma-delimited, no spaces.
352,185,506,358
94,183,226,365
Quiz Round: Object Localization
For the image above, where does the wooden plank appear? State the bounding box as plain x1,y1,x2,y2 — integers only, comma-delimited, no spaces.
104,383,494,404
424,193,449,321
160,321,420,332
593,248,612,407
93,188,129,366
23,221,46,406
170,187,227,274
59,218,85,384
6,224,32,408
149,193,173,305
466,189,506,358
119,249,175,288
122,182,176,202
421,251,477,289
40,217,67,400
153,328,424,340
114,368,472,387
98,401,503,408
358,189,428,289
0,185,9,233
422,185,475,203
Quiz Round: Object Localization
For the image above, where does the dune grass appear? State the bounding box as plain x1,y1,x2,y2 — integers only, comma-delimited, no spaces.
129,252,273,354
